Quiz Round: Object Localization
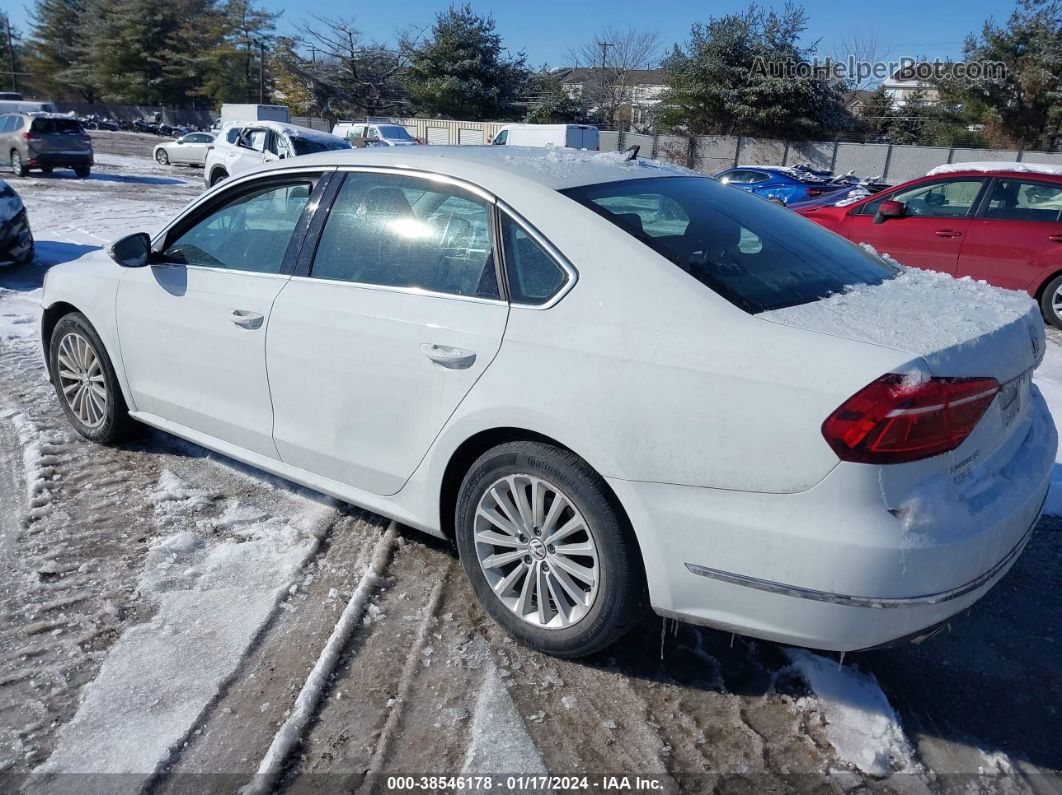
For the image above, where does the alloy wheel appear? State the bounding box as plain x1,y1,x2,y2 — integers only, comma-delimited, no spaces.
473,474,599,629
56,332,108,428
156,150,168,165
1053,283,1062,321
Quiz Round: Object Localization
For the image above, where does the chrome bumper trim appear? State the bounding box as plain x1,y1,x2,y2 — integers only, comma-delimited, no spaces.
685,499,1044,609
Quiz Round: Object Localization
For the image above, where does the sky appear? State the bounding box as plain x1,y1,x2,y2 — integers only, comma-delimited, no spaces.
7,0,1011,72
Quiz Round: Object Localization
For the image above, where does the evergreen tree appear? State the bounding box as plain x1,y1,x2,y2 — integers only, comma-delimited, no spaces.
25,0,97,101
659,2,852,139
0,13,25,95
525,70,586,123
942,0,1062,150
402,4,529,120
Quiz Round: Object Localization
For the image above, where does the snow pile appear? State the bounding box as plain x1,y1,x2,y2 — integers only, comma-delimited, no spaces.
761,265,1041,379
30,472,335,783
0,287,41,341
462,663,547,775
832,187,872,207
786,649,921,777
928,161,1062,177
501,146,696,184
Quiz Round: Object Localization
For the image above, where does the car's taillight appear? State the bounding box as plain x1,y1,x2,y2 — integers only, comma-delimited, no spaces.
822,374,999,464
79,134,91,143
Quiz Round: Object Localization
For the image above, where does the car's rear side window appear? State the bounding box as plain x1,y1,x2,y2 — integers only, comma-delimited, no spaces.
561,176,898,314
984,179,1062,223
500,214,569,304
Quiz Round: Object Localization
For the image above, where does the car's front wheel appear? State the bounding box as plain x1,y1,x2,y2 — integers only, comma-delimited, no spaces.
455,441,647,658
74,166,90,179
49,313,131,443
1040,273,1062,329
155,149,169,165
209,168,228,187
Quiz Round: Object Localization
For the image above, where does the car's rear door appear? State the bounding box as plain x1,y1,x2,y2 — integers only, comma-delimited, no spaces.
837,177,988,274
266,168,509,496
116,171,326,458
958,177,1062,290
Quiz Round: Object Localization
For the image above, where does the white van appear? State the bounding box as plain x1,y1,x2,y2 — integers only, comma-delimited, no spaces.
491,124,599,150
218,104,290,125
332,121,419,147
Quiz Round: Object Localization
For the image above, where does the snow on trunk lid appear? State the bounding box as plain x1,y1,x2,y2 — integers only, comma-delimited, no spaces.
760,265,1043,385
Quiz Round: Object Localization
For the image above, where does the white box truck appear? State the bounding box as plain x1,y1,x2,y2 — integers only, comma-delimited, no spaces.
214,104,290,129
490,124,599,150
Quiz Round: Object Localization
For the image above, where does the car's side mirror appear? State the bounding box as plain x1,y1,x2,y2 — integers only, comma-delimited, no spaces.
107,232,151,268
874,200,905,224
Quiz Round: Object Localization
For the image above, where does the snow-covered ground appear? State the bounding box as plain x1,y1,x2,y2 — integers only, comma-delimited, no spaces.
0,132,1059,792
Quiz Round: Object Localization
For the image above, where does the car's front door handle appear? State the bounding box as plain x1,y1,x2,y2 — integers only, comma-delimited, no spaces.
421,343,477,369
1049,234,1062,243
230,309,264,329
935,229,961,238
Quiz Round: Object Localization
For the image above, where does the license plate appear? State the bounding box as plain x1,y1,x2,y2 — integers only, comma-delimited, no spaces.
1000,372,1030,428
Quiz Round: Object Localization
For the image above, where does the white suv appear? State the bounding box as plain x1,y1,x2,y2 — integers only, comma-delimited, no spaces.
203,121,350,187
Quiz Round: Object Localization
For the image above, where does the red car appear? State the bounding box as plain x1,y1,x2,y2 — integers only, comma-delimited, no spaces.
796,165,1062,326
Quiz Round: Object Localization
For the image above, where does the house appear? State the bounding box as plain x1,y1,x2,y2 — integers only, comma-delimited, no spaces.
552,67,668,131
882,63,941,107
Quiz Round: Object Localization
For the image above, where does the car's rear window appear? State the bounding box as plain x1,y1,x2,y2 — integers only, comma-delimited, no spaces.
561,176,898,313
291,136,352,155
30,117,84,134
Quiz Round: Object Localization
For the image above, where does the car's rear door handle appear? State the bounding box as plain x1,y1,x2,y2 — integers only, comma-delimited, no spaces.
421,343,477,369
230,309,264,329
1049,234,1062,243
935,229,961,238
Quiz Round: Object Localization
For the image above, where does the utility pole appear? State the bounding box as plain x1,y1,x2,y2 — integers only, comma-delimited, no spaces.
597,40,611,72
4,16,18,94
258,40,266,103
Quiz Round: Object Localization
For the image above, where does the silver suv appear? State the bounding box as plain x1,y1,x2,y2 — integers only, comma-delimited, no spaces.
0,112,94,178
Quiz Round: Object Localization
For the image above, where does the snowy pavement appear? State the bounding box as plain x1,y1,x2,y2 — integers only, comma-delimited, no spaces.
0,132,1059,792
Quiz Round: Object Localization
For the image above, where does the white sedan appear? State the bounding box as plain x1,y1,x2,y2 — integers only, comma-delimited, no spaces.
38,147,1055,657
153,132,216,166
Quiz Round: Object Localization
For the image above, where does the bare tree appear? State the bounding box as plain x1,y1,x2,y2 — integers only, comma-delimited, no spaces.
289,15,407,117
831,32,893,90
564,26,662,127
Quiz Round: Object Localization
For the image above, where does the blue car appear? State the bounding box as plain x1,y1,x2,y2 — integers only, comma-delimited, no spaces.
714,164,849,206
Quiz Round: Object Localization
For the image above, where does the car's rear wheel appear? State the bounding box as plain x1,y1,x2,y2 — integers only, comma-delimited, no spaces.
155,149,169,165
74,166,90,179
10,150,27,177
49,313,131,443
1040,273,1062,329
455,441,647,658
41,166,53,174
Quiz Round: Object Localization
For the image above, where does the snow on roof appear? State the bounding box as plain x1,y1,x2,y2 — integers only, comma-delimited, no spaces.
284,145,697,190
220,119,344,144
927,161,1062,177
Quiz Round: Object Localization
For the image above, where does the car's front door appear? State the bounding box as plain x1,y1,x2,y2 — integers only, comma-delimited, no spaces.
116,173,322,458
840,177,988,274
958,177,1062,290
267,170,509,496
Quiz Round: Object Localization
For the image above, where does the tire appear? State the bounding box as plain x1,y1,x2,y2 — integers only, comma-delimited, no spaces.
10,150,27,177
41,166,53,174
74,166,90,178
209,168,227,187
1040,273,1062,330
49,312,131,444
455,441,647,658
155,149,169,165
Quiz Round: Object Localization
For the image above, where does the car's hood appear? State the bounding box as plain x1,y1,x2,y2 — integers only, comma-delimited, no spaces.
0,194,23,224
758,265,1043,385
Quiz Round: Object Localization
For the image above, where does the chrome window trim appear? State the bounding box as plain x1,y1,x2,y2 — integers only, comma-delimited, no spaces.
332,164,495,204
287,274,507,305
141,262,292,280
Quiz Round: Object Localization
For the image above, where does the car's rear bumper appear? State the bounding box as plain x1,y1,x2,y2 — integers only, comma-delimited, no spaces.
27,151,93,167
608,391,1055,652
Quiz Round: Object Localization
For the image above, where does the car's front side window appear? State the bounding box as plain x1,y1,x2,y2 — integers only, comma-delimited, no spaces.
861,179,985,218
162,180,313,273
310,172,498,299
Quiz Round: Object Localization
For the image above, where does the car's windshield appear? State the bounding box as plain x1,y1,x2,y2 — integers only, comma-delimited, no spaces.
290,136,352,155
561,176,898,313
376,125,413,141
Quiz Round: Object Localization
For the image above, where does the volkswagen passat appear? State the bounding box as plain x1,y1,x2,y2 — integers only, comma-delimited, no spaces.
39,147,1055,657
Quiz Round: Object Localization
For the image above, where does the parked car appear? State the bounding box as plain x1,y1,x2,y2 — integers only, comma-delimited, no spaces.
787,180,891,212
491,123,599,150
796,163,1062,326
332,121,420,147
0,179,33,265
154,132,216,166
715,164,853,205
39,146,1053,658
0,112,93,178
203,121,351,187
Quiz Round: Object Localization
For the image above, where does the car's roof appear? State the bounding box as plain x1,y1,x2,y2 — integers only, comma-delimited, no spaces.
220,119,344,144
262,145,698,191
926,161,1062,179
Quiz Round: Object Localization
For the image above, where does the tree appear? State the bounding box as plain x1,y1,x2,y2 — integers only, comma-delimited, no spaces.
564,26,661,127
25,0,97,101
524,69,586,123
659,2,853,140
401,4,528,120
0,13,26,95
940,0,1062,150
